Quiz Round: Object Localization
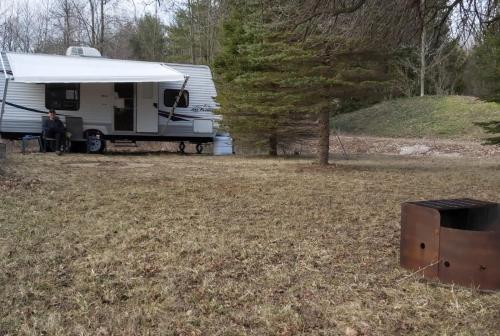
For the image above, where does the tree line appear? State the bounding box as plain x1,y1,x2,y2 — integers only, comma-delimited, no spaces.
0,0,499,162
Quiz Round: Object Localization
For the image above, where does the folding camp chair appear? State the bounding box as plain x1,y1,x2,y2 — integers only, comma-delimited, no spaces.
41,116,68,153
65,116,89,152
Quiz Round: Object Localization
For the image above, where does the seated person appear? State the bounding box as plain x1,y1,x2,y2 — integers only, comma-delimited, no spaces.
43,109,65,155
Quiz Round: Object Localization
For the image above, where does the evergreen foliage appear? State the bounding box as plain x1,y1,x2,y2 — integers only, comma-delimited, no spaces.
165,8,194,63
129,14,167,62
214,0,396,154
470,26,500,102
476,120,500,145
165,0,221,65
468,22,500,145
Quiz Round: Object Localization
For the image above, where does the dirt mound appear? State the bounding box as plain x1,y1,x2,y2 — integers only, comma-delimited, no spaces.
292,135,500,158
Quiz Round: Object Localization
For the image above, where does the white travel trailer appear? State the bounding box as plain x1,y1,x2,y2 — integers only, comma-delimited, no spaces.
0,47,220,153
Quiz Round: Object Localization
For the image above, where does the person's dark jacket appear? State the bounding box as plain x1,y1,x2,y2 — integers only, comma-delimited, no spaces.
42,117,65,133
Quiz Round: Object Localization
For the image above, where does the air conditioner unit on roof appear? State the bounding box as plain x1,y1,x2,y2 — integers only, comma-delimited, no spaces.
66,46,102,57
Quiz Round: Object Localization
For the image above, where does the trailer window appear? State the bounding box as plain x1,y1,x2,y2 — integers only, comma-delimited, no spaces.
45,84,80,111
164,89,189,108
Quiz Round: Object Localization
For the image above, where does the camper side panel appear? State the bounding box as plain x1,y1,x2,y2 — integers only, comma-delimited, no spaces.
0,78,114,136
158,64,219,138
0,72,46,134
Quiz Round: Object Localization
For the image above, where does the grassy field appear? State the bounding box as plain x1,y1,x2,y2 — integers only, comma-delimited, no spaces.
0,152,499,335
333,96,500,139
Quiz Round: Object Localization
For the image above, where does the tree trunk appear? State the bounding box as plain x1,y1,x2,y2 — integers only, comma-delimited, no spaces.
269,132,278,156
206,0,211,63
187,0,196,64
420,0,426,97
100,0,105,54
90,0,96,47
63,0,71,48
318,109,330,165
153,0,158,60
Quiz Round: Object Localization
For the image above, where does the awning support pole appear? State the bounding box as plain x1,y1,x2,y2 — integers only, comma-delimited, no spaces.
166,75,190,126
0,78,9,132
0,51,11,140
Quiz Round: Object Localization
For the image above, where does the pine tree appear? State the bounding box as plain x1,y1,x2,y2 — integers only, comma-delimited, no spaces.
215,1,312,155
129,14,167,62
470,21,500,145
166,0,222,65
215,0,396,160
471,28,500,102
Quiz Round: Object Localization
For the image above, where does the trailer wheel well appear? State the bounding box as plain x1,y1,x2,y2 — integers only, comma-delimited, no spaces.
84,129,103,138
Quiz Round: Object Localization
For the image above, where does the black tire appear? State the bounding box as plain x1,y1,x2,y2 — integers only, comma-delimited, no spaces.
196,144,203,154
179,142,186,153
85,131,106,154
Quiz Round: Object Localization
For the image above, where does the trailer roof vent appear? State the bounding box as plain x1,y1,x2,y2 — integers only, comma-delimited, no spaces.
66,46,102,57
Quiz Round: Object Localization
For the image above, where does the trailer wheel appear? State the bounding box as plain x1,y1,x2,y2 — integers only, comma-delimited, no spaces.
85,131,106,154
179,141,186,153
196,144,203,154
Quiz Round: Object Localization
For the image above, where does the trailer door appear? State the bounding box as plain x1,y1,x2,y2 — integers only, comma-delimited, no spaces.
136,82,158,133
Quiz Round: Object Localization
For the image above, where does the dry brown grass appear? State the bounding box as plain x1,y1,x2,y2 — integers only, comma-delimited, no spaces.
0,152,499,335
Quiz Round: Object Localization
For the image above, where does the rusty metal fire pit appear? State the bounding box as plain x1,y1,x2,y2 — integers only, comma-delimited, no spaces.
400,198,500,290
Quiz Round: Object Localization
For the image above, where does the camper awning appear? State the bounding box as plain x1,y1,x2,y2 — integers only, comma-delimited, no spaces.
5,52,186,83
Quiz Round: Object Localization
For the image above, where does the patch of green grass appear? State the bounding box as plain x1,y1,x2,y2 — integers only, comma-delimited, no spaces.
333,95,500,139
0,153,499,335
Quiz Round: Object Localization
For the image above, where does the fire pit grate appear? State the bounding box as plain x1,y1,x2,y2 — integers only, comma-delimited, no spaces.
400,198,500,290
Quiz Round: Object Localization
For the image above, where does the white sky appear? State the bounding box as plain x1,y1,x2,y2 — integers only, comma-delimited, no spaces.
0,0,180,24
